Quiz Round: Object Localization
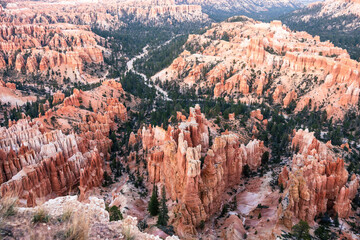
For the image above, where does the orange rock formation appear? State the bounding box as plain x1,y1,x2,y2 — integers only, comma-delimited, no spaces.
153,17,360,119
142,105,266,237
277,129,359,228
0,79,128,206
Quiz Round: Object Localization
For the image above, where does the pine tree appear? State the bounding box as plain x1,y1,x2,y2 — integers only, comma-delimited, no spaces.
148,184,159,216
157,186,169,226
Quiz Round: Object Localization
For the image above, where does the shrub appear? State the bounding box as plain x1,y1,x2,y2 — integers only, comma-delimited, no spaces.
32,208,49,223
66,211,89,240
291,220,311,240
106,205,123,221
61,207,73,222
243,165,251,178
0,196,17,218
122,225,135,240
314,225,331,240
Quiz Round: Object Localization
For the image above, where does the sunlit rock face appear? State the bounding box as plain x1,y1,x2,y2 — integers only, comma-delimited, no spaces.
142,104,267,237
0,119,104,207
175,0,302,17
153,17,360,120
2,0,209,29
277,129,359,228
0,79,128,206
0,23,104,74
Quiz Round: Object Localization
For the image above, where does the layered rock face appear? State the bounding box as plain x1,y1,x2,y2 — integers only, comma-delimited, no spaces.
0,22,104,74
175,0,301,18
115,0,207,25
0,79,128,206
16,195,180,240
277,129,359,228
3,0,208,29
0,119,104,207
281,0,360,60
153,17,360,119
142,105,266,237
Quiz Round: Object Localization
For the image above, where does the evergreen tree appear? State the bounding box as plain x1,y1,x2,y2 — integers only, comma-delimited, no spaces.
291,220,311,240
148,184,159,216
157,186,169,226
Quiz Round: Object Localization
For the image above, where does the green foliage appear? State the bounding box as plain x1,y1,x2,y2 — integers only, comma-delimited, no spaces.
243,164,251,178
106,205,123,221
102,171,113,187
230,196,237,211
314,225,331,240
32,209,49,223
281,9,360,60
199,220,205,230
137,219,148,232
221,32,230,41
219,203,229,218
291,220,311,240
109,130,119,152
227,16,248,22
333,214,339,227
135,35,188,78
120,72,157,101
148,185,159,216
157,186,169,226
261,151,270,165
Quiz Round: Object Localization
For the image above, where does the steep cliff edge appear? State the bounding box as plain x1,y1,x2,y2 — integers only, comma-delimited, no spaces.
281,0,360,60
3,0,209,29
142,105,267,237
277,129,359,228
0,79,129,206
0,23,104,74
153,17,360,120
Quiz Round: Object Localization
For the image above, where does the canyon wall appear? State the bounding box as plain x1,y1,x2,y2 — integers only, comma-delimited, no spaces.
277,129,359,228
153,17,360,119
0,79,128,206
142,105,267,237
2,0,208,29
0,23,104,74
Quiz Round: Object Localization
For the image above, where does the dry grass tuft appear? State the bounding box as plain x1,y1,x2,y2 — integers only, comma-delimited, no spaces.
0,196,17,219
32,208,49,223
61,206,73,222
122,225,135,240
66,211,90,240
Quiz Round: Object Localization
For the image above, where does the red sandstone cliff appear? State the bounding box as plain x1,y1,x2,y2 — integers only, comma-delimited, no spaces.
0,23,104,74
142,105,267,237
2,0,208,29
277,129,359,228
153,17,360,119
0,79,129,206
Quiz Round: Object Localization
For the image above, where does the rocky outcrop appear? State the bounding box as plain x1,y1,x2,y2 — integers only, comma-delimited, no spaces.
0,23,104,74
0,120,104,206
142,105,267,237
0,79,129,206
19,195,180,240
102,80,125,93
52,91,65,105
176,0,301,18
0,80,36,106
153,17,360,119
2,0,208,30
277,129,359,228
221,215,246,240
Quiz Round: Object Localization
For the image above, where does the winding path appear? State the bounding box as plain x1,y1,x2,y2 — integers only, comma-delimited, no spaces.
125,36,182,101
